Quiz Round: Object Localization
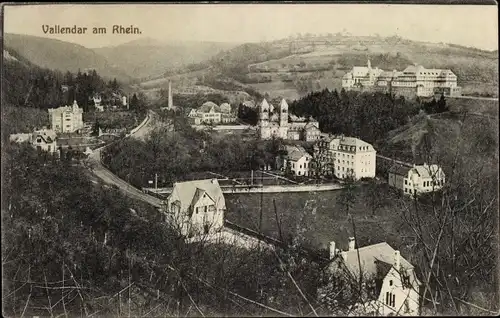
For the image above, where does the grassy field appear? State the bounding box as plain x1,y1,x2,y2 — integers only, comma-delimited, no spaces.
225,183,410,254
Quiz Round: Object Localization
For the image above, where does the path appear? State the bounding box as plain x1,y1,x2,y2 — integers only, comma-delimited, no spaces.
87,110,163,208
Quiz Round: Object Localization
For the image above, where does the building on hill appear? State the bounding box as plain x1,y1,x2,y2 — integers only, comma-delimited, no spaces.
342,60,462,98
313,135,376,180
10,128,58,154
93,95,104,112
48,100,84,133
324,238,421,316
257,98,321,141
163,179,226,237
388,163,445,196
276,145,313,177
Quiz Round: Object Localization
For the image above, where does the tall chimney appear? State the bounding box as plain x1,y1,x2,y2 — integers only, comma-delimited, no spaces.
168,80,173,109
348,237,355,251
394,250,400,270
329,241,336,259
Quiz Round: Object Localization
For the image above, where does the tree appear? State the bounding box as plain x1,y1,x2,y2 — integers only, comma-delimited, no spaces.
130,93,139,110
338,174,357,217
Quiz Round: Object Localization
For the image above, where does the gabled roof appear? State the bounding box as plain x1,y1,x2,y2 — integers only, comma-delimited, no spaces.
284,145,311,161
280,98,288,110
33,129,57,144
340,242,414,281
199,101,220,113
191,188,215,208
259,99,270,111
338,136,373,151
413,164,442,179
168,179,224,213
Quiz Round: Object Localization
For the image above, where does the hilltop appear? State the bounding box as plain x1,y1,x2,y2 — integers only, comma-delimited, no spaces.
93,38,239,80
4,33,132,82
141,34,498,101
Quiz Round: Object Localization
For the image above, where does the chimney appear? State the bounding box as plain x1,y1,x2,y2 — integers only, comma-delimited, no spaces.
329,241,336,259
348,237,355,251
394,250,401,270
211,178,218,184
168,80,173,109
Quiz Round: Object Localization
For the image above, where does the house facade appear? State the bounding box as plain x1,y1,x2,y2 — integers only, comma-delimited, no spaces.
163,179,226,237
326,238,421,316
277,145,313,177
10,129,58,154
188,101,237,125
48,100,84,133
313,135,376,180
388,163,445,195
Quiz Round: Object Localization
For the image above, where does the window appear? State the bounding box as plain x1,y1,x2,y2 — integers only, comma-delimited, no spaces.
404,179,408,185
299,164,302,169
386,292,395,307
204,206,207,213
196,207,199,214
389,280,393,286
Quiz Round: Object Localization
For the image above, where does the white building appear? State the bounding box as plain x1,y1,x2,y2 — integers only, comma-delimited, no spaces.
342,59,384,88
326,238,421,316
388,163,445,196
10,128,58,154
342,60,461,97
314,135,376,180
163,179,226,237
188,101,237,125
48,100,84,133
93,95,104,112
277,145,313,177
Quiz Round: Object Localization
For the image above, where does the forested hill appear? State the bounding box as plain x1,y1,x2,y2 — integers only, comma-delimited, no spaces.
4,33,132,82
2,49,124,112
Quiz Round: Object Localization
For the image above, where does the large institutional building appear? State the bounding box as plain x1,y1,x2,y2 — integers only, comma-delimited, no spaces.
258,98,322,141
48,100,84,133
313,135,376,180
342,60,462,98
188,101,237,125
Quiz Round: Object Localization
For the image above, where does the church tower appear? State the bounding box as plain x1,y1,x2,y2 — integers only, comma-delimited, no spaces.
258,98,270,126
278,98,289,139
279,99,289,127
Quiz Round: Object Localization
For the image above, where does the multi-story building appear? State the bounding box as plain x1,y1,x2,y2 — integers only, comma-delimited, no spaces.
188,101,237,125
48,100,84,133
163,179,226,237
342,60,462,97
257,98,321,141
313,135,376,180
277,145,313,177
325,238,421,316
388,163,445,196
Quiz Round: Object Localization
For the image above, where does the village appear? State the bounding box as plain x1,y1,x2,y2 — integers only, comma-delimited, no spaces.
3,4,498,316
7,60,456,317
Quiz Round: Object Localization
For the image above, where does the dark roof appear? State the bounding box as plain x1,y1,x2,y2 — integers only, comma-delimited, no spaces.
388,164,411,176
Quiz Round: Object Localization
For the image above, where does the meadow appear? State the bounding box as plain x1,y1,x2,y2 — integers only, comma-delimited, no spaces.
224,183,410,255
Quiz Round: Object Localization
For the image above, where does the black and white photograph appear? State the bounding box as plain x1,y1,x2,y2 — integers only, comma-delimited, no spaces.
1,2,499,317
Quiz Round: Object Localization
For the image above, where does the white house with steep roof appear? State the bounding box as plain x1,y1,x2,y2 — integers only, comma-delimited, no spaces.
163,179,226,237
277,145,313,177
326,238,421,316
388,163,445,196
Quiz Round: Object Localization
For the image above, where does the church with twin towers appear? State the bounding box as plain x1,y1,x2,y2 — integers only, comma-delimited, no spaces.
257,98,322,142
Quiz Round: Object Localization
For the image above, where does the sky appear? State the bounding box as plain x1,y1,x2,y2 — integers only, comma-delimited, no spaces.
3,3,498,51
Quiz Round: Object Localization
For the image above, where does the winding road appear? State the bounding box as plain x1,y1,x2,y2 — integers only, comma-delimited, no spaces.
87,110,164,208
